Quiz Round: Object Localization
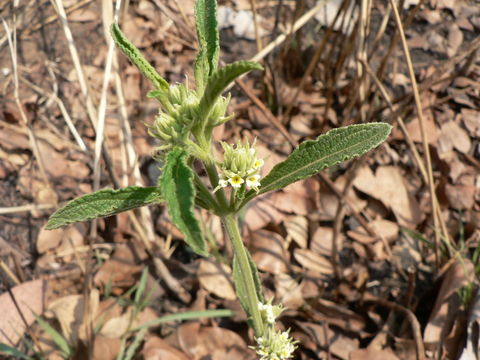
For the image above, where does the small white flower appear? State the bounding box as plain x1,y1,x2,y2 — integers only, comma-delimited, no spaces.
254,158,264,169
228,175,244,188
246,174,261,189
218,178,228,188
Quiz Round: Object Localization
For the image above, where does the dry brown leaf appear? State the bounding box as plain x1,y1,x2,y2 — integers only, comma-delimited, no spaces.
284,215,309,249
445,183,476,210
311,226,344,256
447,23,464,57
275,273,304,309
293,249,334,275
424,259,475,356
353,166,422,228
404,115,440,145
244,192,285,231
174,323,254,360
347,219,399,244
349,348,400,360
461,109,480,137
297,321,359,359
36,227,64,254
251,230,289,274
143,336,190,360
93,336,121,360
438,120,472,155
99,308,131,339
458,288,480,360
46,289,99,344
94,243,143,289
0,279,46,346
197,259,236,300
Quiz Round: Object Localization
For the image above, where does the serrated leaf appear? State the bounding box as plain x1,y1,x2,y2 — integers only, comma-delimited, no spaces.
111,23,169,92
46,187,163,230
196,60,262,128
159,148,208,256
242,123,392,206
195,0,219,77
232,251,264,317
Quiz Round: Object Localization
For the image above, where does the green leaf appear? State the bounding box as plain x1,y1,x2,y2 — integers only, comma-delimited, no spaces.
111,23,169,92
195,0,219,77
0,344,32,360
159,148,208,256
196,60,263,128
35,316,71,358
46,186,163,230
232,251,264,317
242,123,392,205
132,309,234,331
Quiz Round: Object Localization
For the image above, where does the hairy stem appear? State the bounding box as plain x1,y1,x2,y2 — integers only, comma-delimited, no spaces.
222,213,264,336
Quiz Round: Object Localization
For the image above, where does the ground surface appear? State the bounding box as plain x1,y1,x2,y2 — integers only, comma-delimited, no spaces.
0,0,479,359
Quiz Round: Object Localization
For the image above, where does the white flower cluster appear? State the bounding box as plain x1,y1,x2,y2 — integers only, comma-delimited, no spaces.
216,138,264,192
255,329,297,360
253,301,297,360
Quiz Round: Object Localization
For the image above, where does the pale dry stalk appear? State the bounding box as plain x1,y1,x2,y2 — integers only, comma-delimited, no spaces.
388,0,446,268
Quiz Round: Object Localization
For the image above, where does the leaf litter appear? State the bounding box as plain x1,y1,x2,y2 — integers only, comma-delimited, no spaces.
1,0,480,358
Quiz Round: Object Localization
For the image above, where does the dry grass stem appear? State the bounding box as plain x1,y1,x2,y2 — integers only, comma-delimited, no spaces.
388,0,445,268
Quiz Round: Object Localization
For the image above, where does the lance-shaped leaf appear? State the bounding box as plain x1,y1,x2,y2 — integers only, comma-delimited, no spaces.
111,23,169,92
159,148,208,256
241,123,392,206
196,60,263,129
194,0,219,93
232,251,264,317
45,186,163,230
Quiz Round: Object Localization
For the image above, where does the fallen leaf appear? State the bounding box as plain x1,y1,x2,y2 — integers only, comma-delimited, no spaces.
93,336,121,360
284,215,309,249
445,183,476,210
0,280,47,346
275,273,304,309
197,259,236,301
424,260,475,358
353,166,422,228
349,348,400,360
311,226,344,256
143,336,190,360
437,121,471,155
94,243,143,290
447,24,464,57
293,249,334,275
37,227,64,254
251,230,289,274
46,289,99,344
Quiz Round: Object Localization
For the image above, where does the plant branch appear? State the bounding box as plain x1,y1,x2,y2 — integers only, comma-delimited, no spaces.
222,213,264,337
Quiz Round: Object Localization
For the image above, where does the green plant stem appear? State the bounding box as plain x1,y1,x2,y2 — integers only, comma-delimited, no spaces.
222,213,264,336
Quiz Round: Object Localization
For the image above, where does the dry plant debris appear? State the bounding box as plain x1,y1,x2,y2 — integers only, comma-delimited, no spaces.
0,0,479,359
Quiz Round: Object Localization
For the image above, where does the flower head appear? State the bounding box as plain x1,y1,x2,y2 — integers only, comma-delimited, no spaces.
217,138,264,191
253,328,297,360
